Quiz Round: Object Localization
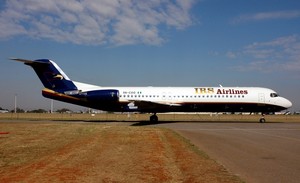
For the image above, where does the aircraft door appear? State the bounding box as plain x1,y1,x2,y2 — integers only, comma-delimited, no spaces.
258,93,265,104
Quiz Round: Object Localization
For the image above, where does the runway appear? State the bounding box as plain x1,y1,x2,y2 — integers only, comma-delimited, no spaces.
152,122,300,183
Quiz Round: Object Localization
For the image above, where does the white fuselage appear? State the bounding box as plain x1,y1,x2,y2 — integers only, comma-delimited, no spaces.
71,81,292,113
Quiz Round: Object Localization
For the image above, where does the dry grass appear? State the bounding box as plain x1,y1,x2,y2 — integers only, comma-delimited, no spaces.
0,113,299,122
0,122,242,183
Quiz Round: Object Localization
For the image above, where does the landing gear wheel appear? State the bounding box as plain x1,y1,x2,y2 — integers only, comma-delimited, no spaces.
260,113,266,123
150,114,158,122
259,118,266,123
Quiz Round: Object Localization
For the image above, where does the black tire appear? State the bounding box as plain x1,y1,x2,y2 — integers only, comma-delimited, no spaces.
260,118,266,123
150,115,158,122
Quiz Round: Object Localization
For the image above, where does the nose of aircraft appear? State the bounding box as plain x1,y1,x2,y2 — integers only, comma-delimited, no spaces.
282,97,292,109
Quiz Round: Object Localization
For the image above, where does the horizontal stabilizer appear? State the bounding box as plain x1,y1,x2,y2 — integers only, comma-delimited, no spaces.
10,58,50,65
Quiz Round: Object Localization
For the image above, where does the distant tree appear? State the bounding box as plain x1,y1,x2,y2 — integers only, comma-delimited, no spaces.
10,107,25,113
17,108,25,113
29,109,47,113
56,108,72,113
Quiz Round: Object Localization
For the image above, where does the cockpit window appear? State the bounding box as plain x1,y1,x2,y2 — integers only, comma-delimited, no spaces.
270,93,279,97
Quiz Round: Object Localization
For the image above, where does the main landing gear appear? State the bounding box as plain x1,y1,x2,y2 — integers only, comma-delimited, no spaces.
150,113,158,122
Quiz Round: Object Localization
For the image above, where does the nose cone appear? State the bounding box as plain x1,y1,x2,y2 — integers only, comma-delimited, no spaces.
282,98,292,109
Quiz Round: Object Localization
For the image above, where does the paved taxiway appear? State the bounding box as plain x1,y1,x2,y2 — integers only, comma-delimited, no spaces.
151,122,300,183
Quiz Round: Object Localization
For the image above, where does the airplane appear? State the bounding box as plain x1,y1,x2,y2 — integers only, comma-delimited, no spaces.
12,58,292,122
0,110,9,113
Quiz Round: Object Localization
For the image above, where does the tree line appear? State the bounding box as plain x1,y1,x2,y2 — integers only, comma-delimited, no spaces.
0,107,75,113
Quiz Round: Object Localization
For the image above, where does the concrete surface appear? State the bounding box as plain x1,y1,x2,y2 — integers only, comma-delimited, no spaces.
152,122,300,183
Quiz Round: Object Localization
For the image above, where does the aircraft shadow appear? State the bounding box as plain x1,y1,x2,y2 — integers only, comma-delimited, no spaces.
53,119,282,125
130,120,282,126
130,120,178,126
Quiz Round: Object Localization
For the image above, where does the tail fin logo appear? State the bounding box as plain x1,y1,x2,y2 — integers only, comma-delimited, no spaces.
53,74,64,80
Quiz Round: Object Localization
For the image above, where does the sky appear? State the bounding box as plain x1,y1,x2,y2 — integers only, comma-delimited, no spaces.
0,0,299,112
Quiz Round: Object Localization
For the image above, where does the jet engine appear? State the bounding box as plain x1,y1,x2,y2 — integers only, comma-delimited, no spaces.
85,89,119,102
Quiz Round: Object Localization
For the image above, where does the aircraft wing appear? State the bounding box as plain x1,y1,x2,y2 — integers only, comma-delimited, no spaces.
128,100,182,111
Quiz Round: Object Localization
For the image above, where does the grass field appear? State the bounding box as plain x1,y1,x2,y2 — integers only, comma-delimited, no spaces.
0,112,299,122
1,114,298,182
0,121,242,183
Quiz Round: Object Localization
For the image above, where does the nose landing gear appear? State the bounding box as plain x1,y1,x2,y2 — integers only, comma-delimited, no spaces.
260,113,266,123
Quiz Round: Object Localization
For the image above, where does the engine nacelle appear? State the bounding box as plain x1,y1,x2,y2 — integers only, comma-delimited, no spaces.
85,89,119,102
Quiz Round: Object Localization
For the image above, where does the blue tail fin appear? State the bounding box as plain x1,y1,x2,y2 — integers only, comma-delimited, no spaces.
11,58,77,92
